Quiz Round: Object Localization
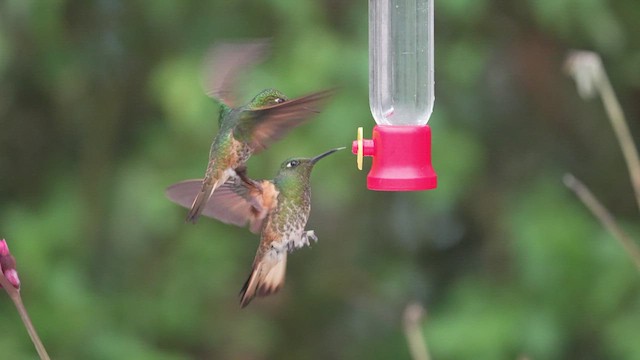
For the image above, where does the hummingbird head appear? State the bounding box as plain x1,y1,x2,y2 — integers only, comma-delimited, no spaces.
248,88,288,109
275,147,345,186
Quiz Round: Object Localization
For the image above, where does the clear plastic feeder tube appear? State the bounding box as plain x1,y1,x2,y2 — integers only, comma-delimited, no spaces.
369,0,434,126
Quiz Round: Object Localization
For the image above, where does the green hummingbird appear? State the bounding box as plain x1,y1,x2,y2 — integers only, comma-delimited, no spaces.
165,147,344,307
176,40,334,223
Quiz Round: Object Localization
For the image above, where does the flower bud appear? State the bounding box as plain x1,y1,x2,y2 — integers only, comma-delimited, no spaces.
0,239,20,289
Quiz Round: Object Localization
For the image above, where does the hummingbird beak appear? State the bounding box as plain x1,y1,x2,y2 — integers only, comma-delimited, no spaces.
311,147,346,164
301,106,321,114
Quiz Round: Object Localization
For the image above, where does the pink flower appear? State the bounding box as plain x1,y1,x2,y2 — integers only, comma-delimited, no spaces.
0,239,20,289
0,239,9,256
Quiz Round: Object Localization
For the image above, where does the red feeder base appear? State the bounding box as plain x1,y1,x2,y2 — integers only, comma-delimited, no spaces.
352,125,437,191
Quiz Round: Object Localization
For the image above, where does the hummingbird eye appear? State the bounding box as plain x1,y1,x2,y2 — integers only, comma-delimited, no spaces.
286,160,300,168
274,97,285,104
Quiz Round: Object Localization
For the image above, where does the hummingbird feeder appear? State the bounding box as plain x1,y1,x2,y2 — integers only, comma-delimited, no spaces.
353,0,437,191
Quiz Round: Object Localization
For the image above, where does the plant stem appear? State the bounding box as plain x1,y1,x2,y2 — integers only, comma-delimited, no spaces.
403,302,431,360
0,273,51,360
564,173,640,272
595,60,640,213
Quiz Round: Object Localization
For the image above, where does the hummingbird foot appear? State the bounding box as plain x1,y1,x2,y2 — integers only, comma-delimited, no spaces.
286,230,318,252
304,230,318,244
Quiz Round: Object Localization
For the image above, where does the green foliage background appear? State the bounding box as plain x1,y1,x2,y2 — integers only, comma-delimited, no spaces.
1,0,640,359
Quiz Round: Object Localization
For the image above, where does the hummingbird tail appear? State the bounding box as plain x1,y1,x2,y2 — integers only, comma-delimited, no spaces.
185,180,219,224
239,253,287,308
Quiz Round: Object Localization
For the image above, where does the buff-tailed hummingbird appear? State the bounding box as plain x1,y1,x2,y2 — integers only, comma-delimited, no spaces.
166,147,345,307
170,40,334,223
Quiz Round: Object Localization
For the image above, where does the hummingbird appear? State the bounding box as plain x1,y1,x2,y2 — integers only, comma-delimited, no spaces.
165,147,344,307
178,40,335,223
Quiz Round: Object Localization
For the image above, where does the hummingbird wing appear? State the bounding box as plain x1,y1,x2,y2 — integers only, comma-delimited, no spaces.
165,173,276,234
234,89,335,153
203,40,271,106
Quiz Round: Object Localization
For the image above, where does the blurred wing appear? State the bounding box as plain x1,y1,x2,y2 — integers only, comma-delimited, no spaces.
202,40,271,106
166,175,274,233
234,89,335,152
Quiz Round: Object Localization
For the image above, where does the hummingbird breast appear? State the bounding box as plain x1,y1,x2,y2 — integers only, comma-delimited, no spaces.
228,138,253,168
263,191,311,252
208,136,254,179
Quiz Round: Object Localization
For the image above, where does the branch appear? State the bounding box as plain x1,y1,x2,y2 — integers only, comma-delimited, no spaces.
563,173,640,272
